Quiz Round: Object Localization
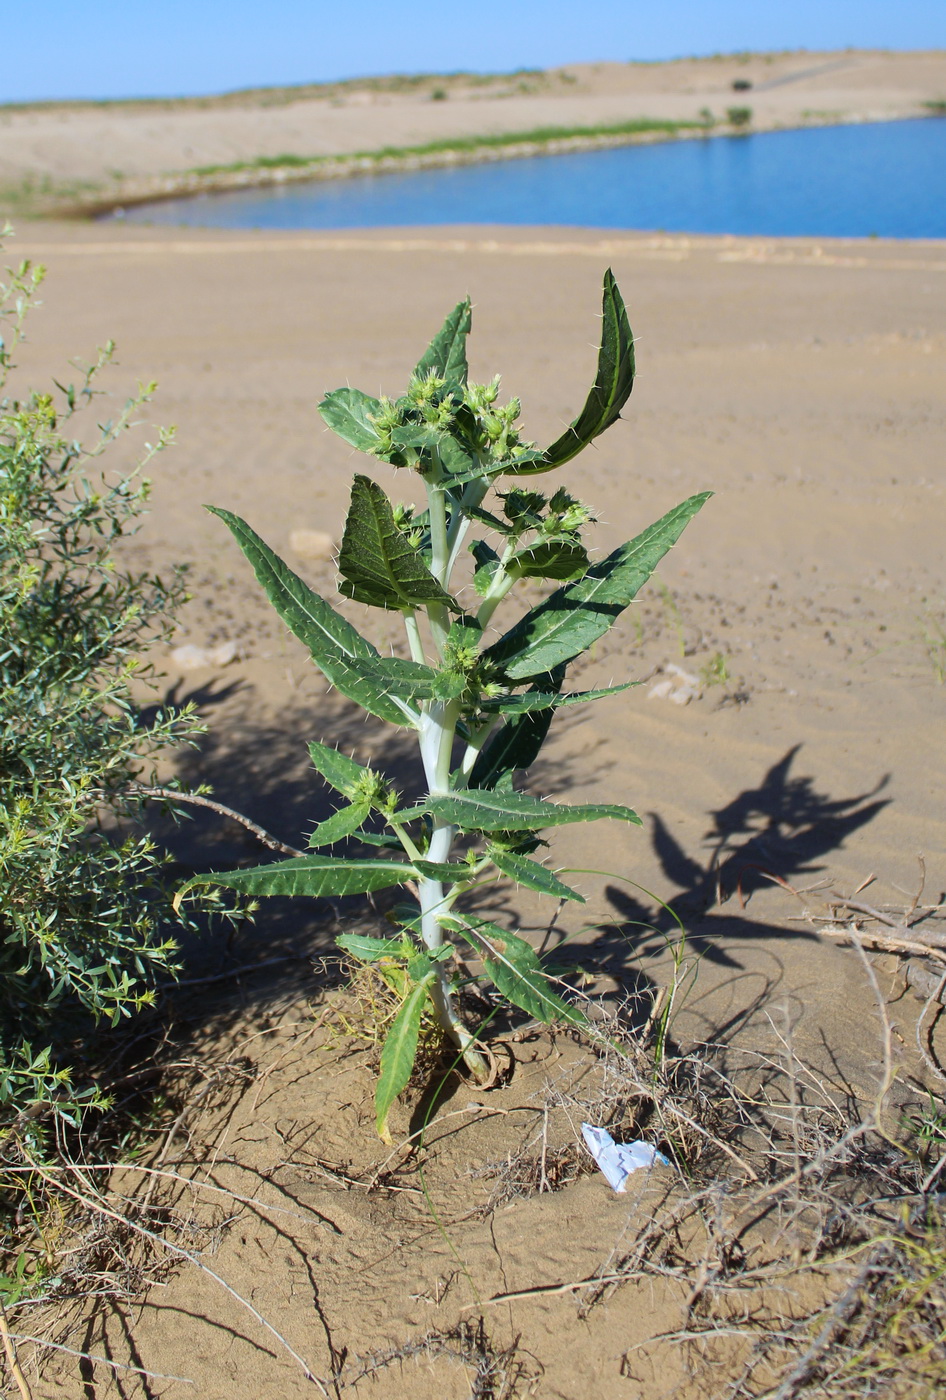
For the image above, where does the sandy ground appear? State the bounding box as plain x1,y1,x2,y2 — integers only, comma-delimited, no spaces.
6,219,946,1396
2,50,945,202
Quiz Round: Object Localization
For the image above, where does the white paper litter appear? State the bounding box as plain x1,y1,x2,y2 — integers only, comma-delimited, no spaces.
580,1124,670,1192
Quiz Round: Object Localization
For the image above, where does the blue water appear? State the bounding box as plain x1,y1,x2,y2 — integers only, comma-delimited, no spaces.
117,119,946,238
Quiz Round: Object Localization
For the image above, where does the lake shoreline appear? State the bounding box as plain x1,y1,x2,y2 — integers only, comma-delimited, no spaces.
44,110,944,221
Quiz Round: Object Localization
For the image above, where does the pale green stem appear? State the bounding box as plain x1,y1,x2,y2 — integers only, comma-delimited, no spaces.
425,477,451,655
476,569,516,630
459,717,500,778
403,609,426,665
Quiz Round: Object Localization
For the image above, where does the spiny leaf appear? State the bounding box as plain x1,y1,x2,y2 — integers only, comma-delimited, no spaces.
318,387,384,453
193,854,415,899
398,790,641,832
338,474,456,611
307,799,371,849
514,269,635,475
376,973,436,1142
485,492,711,680
469,704,556,791
412,859,475,882
489,849,585,903
336,933,410,963
207,506,431,725
307,740,374,799
478,681,637,714
448,918,585,1026
507,540,589,581
413,299,472,387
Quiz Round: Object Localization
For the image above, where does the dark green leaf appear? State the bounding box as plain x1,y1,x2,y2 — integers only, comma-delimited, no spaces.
318,387,384,453
307,799,371,849
489,849,585,903
514,269,635,475
413,299,472,387
207,506,429,725
507,540,589,581
485,492,711,680
195,854,415,899
448,918,585,1026
376,973,436,1141
338,474,456,611
469,706,555,790
398,790,641,832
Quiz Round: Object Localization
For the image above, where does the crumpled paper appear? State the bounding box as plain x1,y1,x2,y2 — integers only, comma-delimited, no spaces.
581,1124,670,1192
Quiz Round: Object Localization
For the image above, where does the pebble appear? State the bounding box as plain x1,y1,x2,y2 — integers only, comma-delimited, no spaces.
169,640,238,671
648,662,703,706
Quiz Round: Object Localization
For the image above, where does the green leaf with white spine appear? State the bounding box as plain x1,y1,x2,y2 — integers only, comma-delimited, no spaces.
507,540,589,581
397,790,640,832
339,474,456,611
207,507,430,725
512,269,635,475
469,704,555,791
318,387,384,452
447,919,585,1026
485,492,711,680
478,680,636,714
307,799,371,849
376,973,436,1141
194,854,415,899
413,299,471,386
336,933,410,962
412,859,475,882
489,849,585,903
307,740,374,799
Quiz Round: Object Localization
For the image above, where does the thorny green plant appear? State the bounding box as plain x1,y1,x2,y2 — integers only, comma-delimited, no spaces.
188,273,709,1140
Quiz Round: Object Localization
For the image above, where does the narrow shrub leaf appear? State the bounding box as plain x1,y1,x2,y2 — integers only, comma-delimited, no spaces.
489,849,585,903
449,919,585,1026
485,492,711,679
318,387,384,453
338,474,455,611
413,299,472,387
376,974,435,1142
194,855,415,899
516,269,635,474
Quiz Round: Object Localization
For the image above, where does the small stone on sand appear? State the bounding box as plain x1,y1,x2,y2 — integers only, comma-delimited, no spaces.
170,640,238,671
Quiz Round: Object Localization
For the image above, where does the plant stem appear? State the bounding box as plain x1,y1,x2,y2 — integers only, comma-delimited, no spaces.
413,481,490,1083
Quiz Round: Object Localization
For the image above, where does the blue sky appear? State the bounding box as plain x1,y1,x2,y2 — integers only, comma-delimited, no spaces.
6,2,945,103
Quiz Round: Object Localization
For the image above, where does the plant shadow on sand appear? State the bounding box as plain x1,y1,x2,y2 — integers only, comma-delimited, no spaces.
532,743,892,1046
